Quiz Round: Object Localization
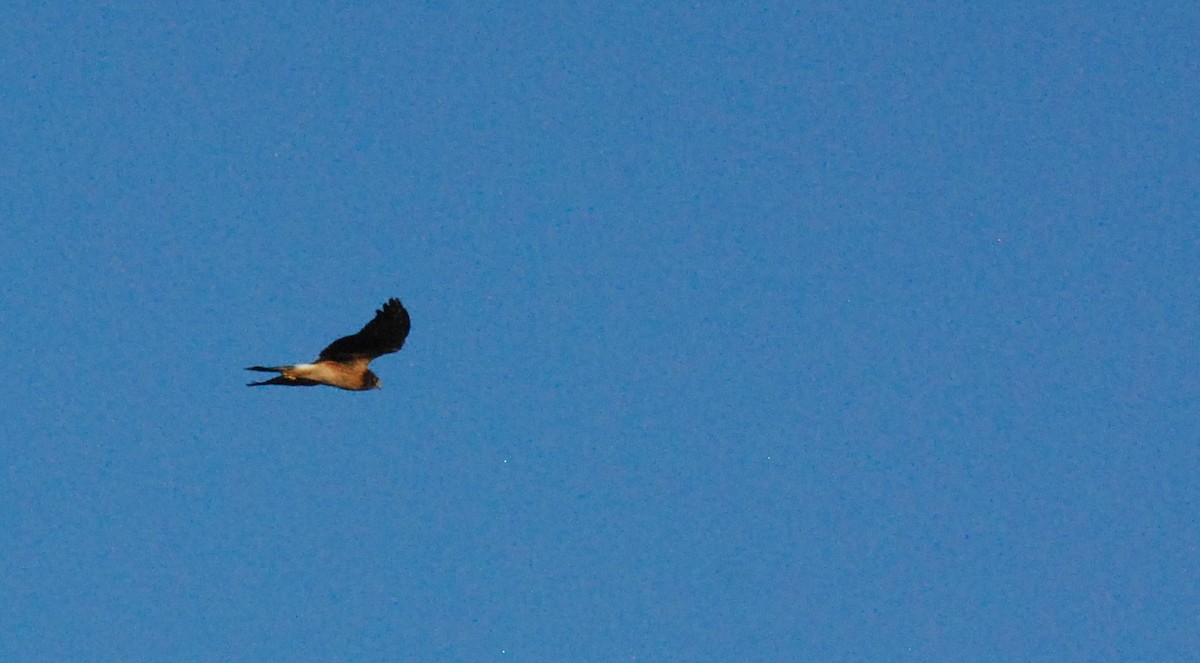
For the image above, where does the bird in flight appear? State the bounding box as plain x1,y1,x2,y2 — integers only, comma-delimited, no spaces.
246,297,410,391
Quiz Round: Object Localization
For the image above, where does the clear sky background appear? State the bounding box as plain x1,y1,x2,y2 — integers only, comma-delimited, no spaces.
2,3,1198,661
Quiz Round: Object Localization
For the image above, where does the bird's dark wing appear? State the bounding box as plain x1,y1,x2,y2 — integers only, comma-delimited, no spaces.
318,297,411,362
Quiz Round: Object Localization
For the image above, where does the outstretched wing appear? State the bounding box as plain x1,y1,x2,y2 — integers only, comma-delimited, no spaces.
318,297,411,362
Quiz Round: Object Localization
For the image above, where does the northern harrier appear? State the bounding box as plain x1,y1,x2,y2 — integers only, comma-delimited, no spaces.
247,297,410,391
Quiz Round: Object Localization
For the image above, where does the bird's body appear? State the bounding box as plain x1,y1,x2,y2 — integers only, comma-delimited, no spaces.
245,360,380,390
247,297,410,391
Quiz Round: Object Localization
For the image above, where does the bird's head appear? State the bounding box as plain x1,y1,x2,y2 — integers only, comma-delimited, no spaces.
363,370,382,390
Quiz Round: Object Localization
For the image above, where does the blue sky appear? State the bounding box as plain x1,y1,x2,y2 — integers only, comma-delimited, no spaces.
2,3,1198,661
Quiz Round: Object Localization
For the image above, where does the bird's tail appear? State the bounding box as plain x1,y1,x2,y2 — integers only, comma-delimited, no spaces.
246,365,289,387
245,365,319,387
248,376,312,387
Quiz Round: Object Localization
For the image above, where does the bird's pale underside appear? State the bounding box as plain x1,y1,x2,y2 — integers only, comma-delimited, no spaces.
246,297,410,391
